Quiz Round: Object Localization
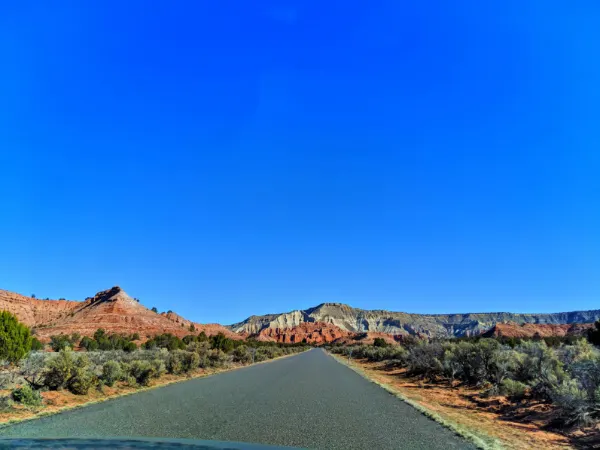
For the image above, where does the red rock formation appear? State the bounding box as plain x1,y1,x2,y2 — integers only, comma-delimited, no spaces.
257,322,351,344
332,332,403,346
0,287,239,342
483,322,594,338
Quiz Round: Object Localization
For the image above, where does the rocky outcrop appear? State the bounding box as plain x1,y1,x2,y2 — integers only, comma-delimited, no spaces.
483,322,595,339
229,302,600,339
256,322,351,344
1,287,239,342
332,332,404,346
0,290,80,328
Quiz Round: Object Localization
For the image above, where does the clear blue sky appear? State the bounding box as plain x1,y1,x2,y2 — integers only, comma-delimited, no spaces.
1,1,599,324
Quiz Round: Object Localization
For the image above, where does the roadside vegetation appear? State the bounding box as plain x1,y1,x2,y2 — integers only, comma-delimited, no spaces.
0,312,309,418
328,323,600,433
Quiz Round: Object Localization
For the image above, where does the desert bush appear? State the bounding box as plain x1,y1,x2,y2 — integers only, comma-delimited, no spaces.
11,385,42,407
143,334,185,351
49,334,72,352
551,378,596,426
128,360,154,386
0,395,13,411
44,349,75,390
150,359,166,378
559,339,598,366
0,311,33,363
182,351,199,372
373,337,388,347
186,341,210,356
500,379,527,401
406,343,444,380
569,359,600,397
80,336,99,352
43,349,95,394
166,351,184,375
30,338,44,351
19,352,51,389
208,349,230,367
516,341,566,400
123,375,137,387
232,345,252,364
209,333,234,353
101,361,122,387
587,320,600,346
68,363,95,395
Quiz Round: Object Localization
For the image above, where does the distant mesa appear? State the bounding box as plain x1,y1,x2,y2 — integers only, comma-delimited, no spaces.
228,302,600,341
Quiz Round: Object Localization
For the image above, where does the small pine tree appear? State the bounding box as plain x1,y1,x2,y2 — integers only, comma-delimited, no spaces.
151,307,158,313
31,294,36,299
588,321,600,346
373,337,388,347
0,311,33,363
31,337,44,351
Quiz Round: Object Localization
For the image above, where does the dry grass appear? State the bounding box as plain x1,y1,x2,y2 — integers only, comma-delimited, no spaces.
329,352,576,450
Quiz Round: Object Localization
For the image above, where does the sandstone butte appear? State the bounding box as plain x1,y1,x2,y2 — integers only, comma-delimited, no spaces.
483,322,595,339
0,286,239,342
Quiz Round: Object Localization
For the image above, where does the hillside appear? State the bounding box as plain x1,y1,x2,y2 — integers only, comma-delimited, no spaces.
0,286,238,341
483,322,595,338
229,302,600,338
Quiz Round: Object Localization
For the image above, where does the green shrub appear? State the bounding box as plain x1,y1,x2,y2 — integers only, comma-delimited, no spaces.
0,395,13,411
517,341,566,400
101,361,122,387
143,334,185,351
129,360,154,386
68,366,95,395
30,338,44,351
123,341,137,353
166,351,184,374
373,337,388,347
49,334,72,352
182,351,199,372
80,336,99,351
208,349,229,367
588,321,600,346
150,359,166,378
0,311,33,363
210,333,234,352
123,375,137,387
11,385,42,407
233,345,252,364
500,379,527,401
187,341,210,355
551,378,594,426
44,349,75,390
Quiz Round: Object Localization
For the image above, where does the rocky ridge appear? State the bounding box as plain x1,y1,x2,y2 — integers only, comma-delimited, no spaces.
0,287,238,342
229,302,600,339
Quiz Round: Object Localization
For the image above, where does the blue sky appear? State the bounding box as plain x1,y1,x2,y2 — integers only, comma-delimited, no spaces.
1,1,599,324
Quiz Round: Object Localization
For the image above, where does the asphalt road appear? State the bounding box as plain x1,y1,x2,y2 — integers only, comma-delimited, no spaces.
0,349,475,449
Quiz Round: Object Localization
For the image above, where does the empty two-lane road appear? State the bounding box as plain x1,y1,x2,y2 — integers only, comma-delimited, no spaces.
0,349,474,449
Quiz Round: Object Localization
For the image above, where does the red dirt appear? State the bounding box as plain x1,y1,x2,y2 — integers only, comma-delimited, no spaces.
0,287,239,342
